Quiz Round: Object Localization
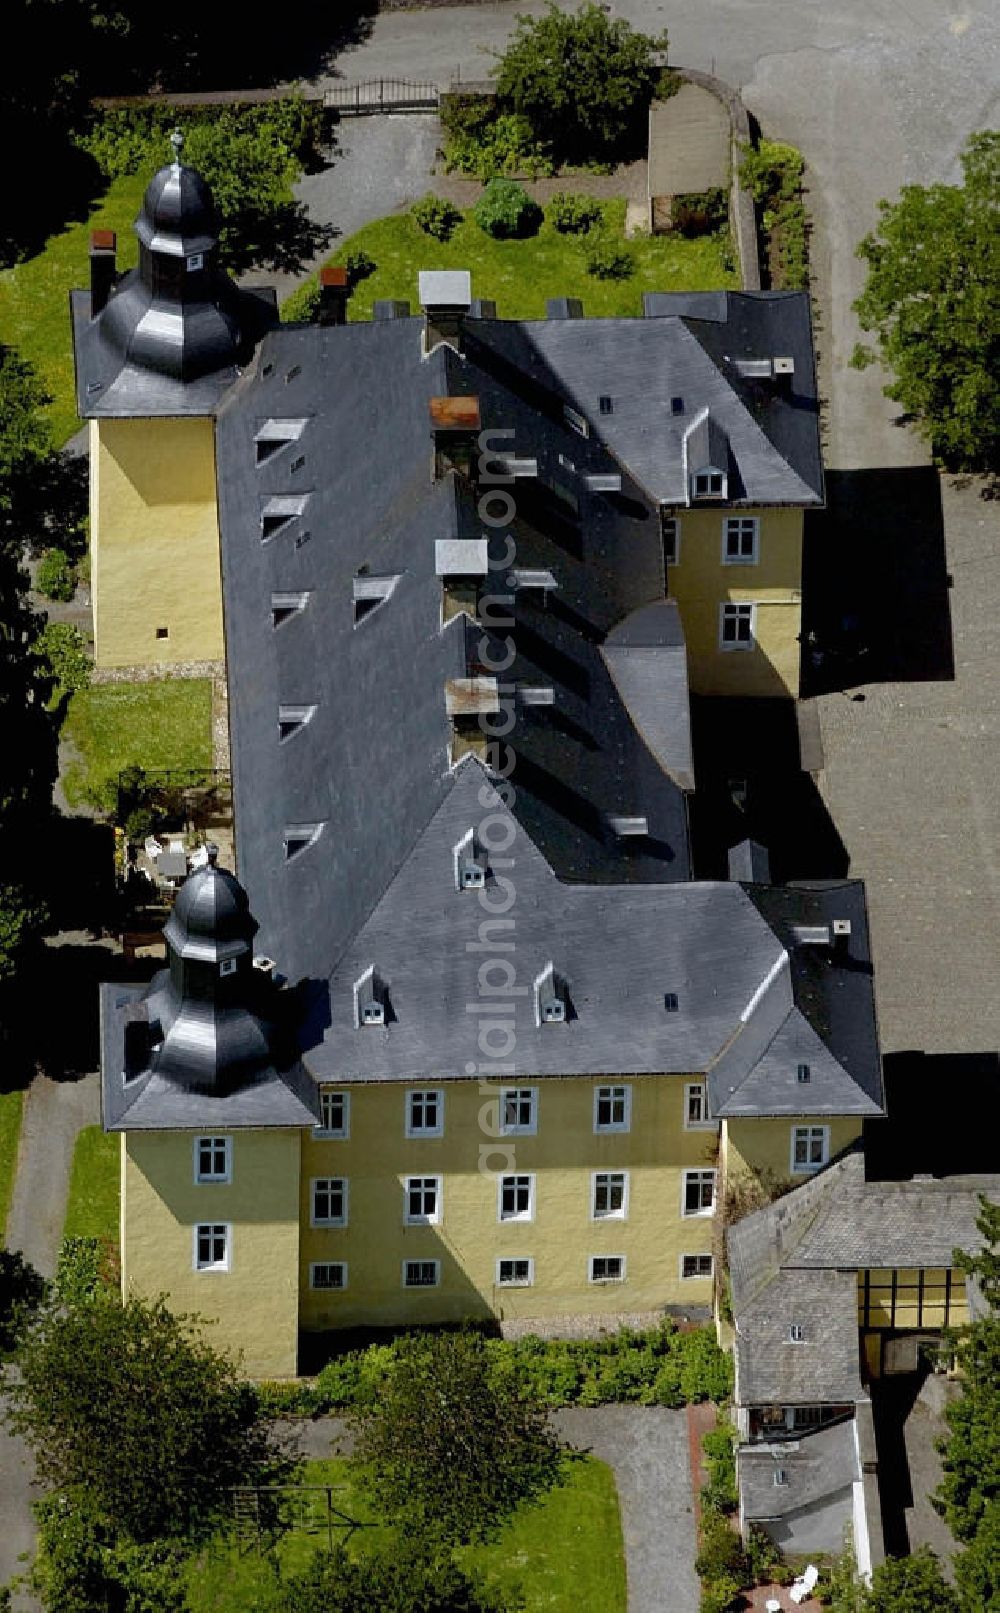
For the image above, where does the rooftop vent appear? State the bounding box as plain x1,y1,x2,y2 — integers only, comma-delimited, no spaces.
585,472,622,493
254,418,307,466
260,495,309,542
671,396,685,415
790,924,831,947
506,568,558,595
547,297,584,319
271,591,310,628
832,917,852,948
519,685,555,707
609,815,648,837
435,539,489,578
353,573,400,626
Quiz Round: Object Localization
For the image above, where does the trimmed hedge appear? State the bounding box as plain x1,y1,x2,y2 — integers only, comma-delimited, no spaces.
257,1321,732,1417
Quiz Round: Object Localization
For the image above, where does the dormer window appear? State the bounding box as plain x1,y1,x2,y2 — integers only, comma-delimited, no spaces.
278,705,317,743
260,495,309,542
353,573,400,627
283,822,324,861
453,829,488,891
271,592,310,628
254,419,307,466
219,957,238,978
774,1468,788,1487
797,1063,811,1084
354,966,388,1028
789,1323,804,1343
534,963,567,1025
692,468,726,499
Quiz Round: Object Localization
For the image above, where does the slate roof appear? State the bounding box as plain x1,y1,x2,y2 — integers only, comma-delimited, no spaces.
734,1268,863,1404
739,1418,859,1521
209,296,872,1108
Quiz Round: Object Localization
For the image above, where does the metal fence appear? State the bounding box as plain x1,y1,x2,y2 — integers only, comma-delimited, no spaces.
324,78,439,115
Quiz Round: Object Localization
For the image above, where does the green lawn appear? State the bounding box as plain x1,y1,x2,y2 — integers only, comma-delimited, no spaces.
0,1090,24,1241
62,678,213,813
63,1125,120,1241
286,198,738,323
0,173,145,447
186,1454,625,1613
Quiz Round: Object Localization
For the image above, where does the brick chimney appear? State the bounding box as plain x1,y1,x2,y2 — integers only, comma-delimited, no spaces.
89,229,117,316
318,264,349,327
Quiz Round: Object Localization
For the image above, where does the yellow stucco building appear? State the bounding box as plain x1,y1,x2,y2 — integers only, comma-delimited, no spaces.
92,154,863,1380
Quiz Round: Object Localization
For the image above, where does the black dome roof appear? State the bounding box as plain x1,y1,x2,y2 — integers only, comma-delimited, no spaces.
136,152,220,257
164,858,258,959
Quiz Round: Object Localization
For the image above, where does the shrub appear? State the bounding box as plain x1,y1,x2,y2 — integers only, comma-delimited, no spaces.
412,194,463,242
33,622,91,709
701,1421,738,1514
583,233,635,280
745,1524,792,1586
445,111,553,181
281,277,322,324
739,139,808,291
547,191,604,233
699,1574,743,1613
474,178,543,239
36,547,76,601
695,1504,748,1583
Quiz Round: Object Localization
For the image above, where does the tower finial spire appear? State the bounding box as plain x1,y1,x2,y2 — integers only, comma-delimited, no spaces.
169,127,184,166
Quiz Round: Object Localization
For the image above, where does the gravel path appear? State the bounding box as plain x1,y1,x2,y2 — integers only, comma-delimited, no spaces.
5,1070,100,1279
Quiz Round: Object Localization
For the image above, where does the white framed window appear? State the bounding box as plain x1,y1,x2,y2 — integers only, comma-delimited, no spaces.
403,1258,440,1288
719,602,756,651
682,1168,717,1217
405,1089,444,1138
791,1125,830,1174
684,1083,715,1129
309,1262,347,1291
315,1089,349,1139
311,1177,348,1227
681,1253,714,1280
194,1136,231,1185
589,1254,626,1284
692,468,726,499
661,514,681,565
722,516,759,565
497,1257,534,1288
194,1223,230,1272
594,1084,631,1133
405,1176,441,1225
219,957,238,978
499,1087,537,1136
592,1171,629,1220
498,1174,535,1222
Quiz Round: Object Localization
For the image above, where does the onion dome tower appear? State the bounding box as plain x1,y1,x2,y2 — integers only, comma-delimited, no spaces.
135,847,282,1095
72,129,277,415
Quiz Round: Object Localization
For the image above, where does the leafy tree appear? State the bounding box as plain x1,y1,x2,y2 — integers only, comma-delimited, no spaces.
7,1291,292,1545
493,2,668,165
860,1547,959,1612
852,131,1000,474
0,348,86,561
0,1249,47,1355
355,1330,563,1545
935,1197,1000,1545
955,1496,1000,1612
283,1541,516,1613
36,549,77,602
32,1489,189,1613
